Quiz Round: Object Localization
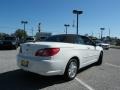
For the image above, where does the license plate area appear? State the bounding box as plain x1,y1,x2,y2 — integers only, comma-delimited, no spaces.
21,60,29,67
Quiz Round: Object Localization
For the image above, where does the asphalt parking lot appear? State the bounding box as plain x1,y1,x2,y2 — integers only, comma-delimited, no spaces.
0,48,120,90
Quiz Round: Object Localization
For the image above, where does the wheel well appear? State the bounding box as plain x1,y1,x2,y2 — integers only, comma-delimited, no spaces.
100,51,103,55
70,56,80,69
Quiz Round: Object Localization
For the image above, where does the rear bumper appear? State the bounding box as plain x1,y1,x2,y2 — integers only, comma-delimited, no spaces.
17,55,65,76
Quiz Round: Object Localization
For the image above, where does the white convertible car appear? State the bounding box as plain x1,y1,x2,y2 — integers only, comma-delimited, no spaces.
17,34,103,80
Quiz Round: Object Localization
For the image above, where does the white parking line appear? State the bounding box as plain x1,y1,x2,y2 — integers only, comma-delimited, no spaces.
75,78,95,90
105,63,120,68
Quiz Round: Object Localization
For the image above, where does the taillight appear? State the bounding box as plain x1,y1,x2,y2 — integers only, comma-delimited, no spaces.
35,48,60,56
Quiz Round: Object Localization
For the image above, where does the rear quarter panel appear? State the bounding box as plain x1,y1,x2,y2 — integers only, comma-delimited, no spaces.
51,44,102,71
51,44,90,70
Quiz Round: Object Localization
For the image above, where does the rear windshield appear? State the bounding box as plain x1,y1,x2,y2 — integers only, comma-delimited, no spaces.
45,35,76,43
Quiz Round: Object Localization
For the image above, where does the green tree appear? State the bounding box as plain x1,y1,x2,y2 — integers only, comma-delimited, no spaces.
0,33,9,40
14,29,27,39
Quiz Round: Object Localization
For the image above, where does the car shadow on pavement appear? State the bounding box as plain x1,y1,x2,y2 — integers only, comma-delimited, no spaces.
78,63,95,73
0,69,66,90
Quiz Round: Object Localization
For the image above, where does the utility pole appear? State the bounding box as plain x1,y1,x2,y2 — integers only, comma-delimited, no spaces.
31,27,34,37
109,28,110,38
73,10,83,35
64,24,70,34
98,33,100,39
38,23,41,32
109,28,111,43
100,28,105,40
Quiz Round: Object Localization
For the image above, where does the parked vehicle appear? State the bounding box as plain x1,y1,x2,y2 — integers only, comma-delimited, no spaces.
96,40,110,50
25,36,35,42
4,36,18,49
17,34,103,80
0,36,18,49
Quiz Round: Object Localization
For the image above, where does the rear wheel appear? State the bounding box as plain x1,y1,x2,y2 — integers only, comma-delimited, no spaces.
95,52,103,65
64,59,78,81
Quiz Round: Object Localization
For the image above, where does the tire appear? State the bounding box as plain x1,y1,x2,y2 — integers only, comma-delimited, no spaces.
64,59,78,81
95,52,103,65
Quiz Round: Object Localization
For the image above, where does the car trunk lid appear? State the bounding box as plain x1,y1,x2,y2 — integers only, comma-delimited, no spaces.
20,42,74,57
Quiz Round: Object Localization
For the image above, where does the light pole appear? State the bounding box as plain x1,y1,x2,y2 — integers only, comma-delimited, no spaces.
73,10,83,35
31,27,34,37
64,24,70,34
108,28,111,43
100,28,105,40
21,21,28,32
21,21,28,39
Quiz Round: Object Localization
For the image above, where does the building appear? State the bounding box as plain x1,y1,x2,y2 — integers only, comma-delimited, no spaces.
36,32,52,41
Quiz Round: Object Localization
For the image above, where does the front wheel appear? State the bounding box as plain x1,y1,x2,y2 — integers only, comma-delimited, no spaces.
64,59,78,81
95,52,103,65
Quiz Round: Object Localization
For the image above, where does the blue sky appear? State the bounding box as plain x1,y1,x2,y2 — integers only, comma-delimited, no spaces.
0,0,120,38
